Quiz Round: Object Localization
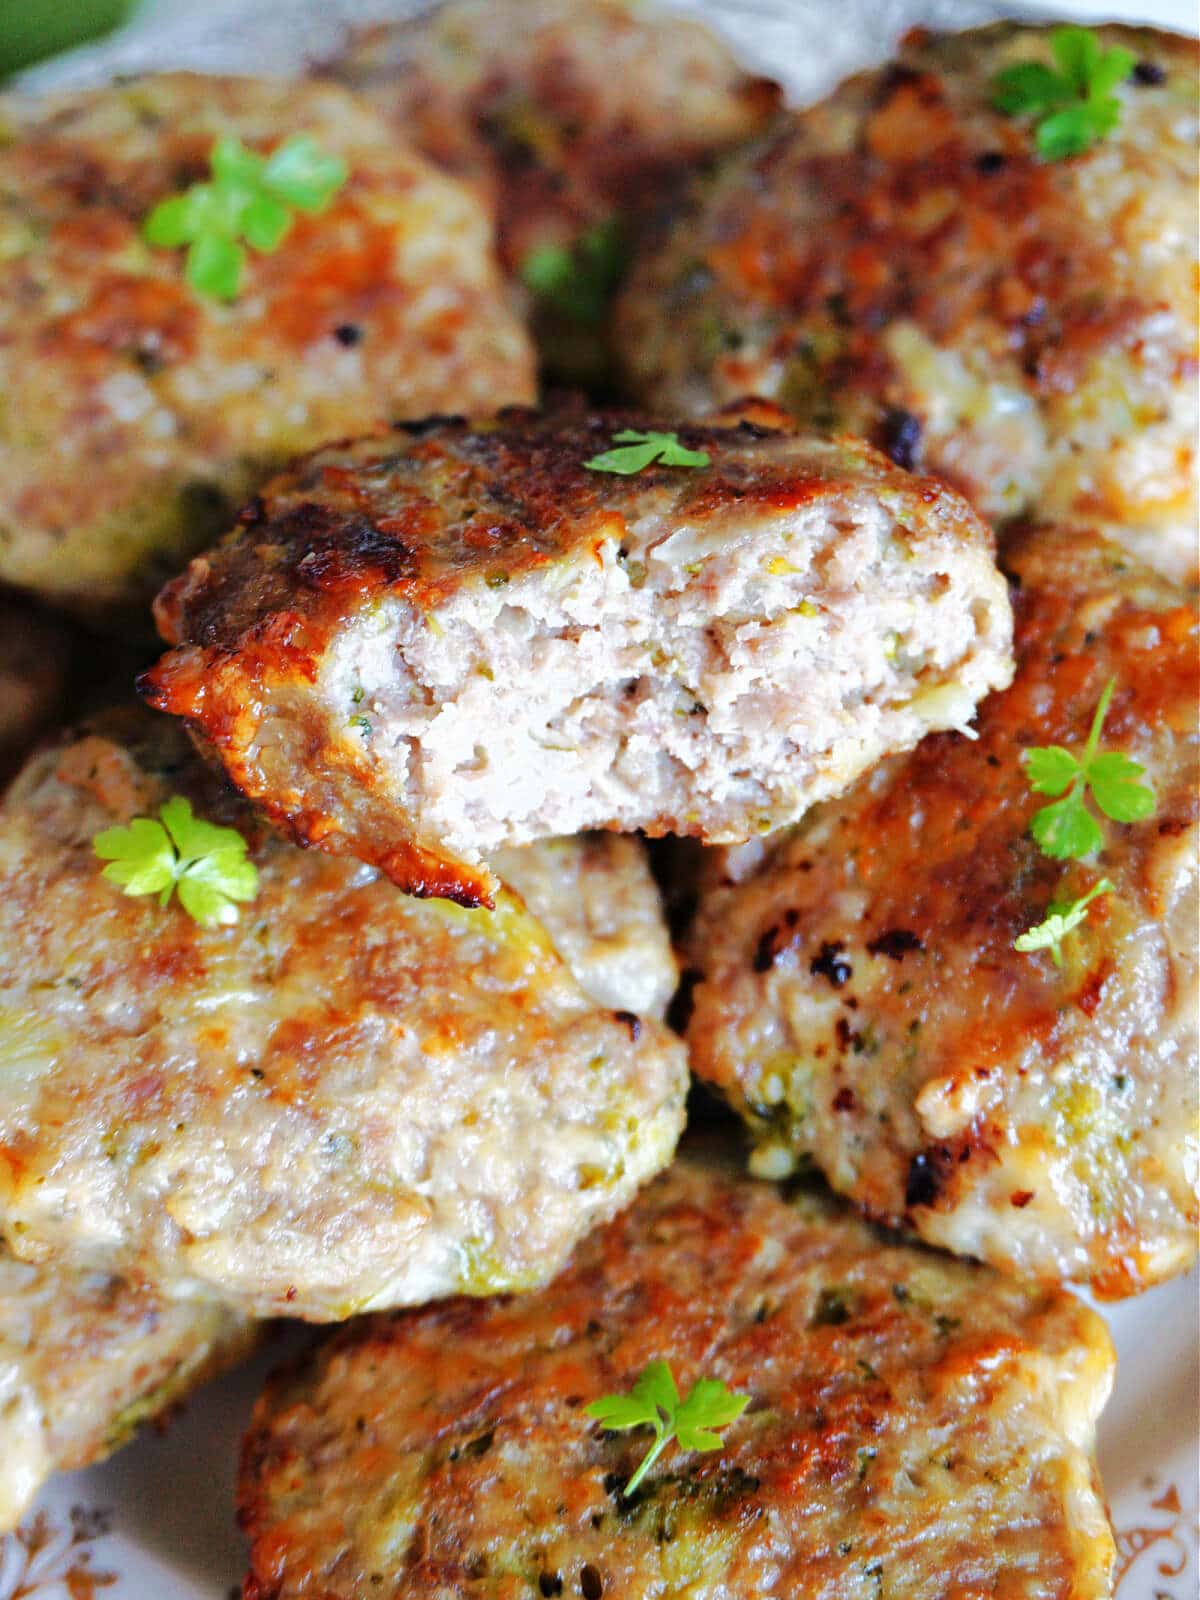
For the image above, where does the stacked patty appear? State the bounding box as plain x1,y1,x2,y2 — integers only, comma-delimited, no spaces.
0,1248,254,1530
324,0,780,280
0,72,535,618
142,404,1013,905
0,710,688,1319
239,1149,1117,1600
686,524,1198,1296
617,24,1199,582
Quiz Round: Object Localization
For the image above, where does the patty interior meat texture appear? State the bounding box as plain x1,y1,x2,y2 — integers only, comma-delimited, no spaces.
686,523,1199,1297
0,71,536,619
0,1247,254,1532
142,402,1013,906
615,22,1199,584
238,1146,1116,1600
0,707,687,1320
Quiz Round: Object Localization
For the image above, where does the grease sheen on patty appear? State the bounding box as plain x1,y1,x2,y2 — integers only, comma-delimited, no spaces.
617,23,1199,582
0,709,686,1320
0,72,535,617
239,1147,1116,1600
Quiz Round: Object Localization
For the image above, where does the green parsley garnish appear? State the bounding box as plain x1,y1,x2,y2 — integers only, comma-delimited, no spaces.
991,27,1135,160
143,134,349,302
1023,677,1155,860
585,429,710,476
520,218,629,327
584,1358,749,1495
1014,877,1113,967
93,796,258,928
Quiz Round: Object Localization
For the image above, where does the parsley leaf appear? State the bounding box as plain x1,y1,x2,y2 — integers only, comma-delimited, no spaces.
585,429,711,476
1014,877,1114,967
585,1358,749,1495
1024,677,1155,860
991,27,1135,160
143,134,348,301
520,218,630,328
93,796,259,928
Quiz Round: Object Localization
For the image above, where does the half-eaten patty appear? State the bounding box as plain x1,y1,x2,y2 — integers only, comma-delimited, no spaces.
143,405,1013,905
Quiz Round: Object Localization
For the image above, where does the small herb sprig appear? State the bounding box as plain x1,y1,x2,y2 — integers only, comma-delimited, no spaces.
991,27,1135,160
521,218,629,328
1023,677,1155,860
585,430,710,476
143,134,349,302
585,1359,749,1495
93,796,258,928
1014,877,1113,968
1013,677,1154,965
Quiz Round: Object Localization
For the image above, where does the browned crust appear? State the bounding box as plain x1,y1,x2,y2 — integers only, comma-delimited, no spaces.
142,404,984,903
238,1148,1114,1598
322,1,781,277
616,22,1199,534
686,524,1198,1295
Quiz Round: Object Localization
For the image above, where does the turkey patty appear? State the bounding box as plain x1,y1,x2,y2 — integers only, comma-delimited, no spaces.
0,1246,253,1532
0,72,534,618
142,404,1013,906
239,1145,1116,1600
616,24,1199,583
686,524,1198,1297
0,709,687,1320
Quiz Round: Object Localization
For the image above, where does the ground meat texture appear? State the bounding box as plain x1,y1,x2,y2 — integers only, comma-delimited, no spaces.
494,834,677,1020
0,1247,253,1531
0,709,687,1320
0,598,76,787
686,524,1199,1298
616,24,1199,584
321,0,779,279
238,1145,1116,1600
0,73,535,620
141,404,1013,907
321,0,779,385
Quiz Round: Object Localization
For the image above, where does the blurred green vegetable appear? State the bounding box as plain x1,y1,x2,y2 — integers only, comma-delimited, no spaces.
0,0,137,78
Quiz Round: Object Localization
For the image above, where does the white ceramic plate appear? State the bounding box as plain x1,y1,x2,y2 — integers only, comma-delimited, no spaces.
5,3,1198,1596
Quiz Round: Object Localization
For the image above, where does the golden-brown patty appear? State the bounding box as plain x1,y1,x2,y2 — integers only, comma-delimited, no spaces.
0,708,687,1320
686,524,1199,1297
0,72,535,618
0,1246,254,1532
323,0,779,279
239,1147,1116,1599
617,23,1199,581
142,404,1012,905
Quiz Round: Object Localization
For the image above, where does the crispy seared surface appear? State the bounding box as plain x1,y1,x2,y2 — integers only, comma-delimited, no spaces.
687,526,1199,1296
143,405,1011,905
0,72,535,618
239,1147,1116,1600
0,709,687,1319
617,23,1199,581
0,1246,254,1532
323,0,779,277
